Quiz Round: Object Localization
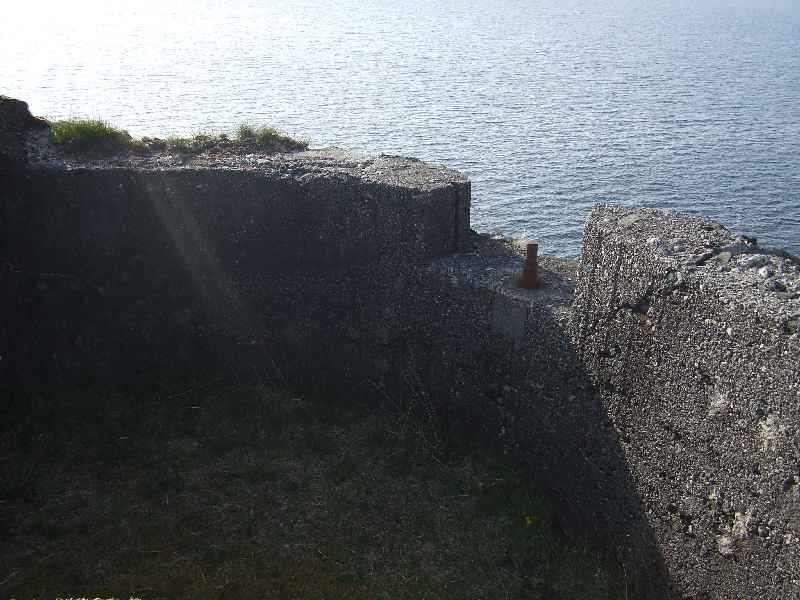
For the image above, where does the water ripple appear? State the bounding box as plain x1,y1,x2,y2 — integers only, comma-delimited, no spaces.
2,0,798,258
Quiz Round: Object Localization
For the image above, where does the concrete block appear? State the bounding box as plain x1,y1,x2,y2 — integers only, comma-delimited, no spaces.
572,204,800,599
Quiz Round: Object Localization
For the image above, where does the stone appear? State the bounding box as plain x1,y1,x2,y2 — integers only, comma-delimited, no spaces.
764,279,787,292
786,318,799,335
0,96,49,134
716,251,732,264
717,535,736,556
757,265,775,279
741,254,770,269
0,96,49,168
718,241,754,256
690,251,715,265
619,214,643,227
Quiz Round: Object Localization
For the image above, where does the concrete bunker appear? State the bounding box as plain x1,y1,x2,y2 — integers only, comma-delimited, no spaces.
3,97,800,599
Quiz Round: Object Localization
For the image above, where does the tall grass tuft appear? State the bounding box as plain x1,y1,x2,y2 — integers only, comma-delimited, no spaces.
236,123,308,151
49,119,135,155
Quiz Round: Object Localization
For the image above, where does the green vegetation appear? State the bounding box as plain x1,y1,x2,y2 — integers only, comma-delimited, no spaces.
48,118,308,157
152,124,308,156
48,119,139,156
165,135,195,155
1,383,625,599
236,123,308,151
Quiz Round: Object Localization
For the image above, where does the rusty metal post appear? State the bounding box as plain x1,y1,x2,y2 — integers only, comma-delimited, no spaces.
517,240,539,289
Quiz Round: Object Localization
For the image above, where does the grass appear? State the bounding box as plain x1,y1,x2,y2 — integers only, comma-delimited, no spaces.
165,135,196,155
48,119,308,157
0,383,625,599
235,123,308,151
48,119,139,156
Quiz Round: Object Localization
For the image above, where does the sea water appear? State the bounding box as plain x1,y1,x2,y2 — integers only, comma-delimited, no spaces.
3,0,798,257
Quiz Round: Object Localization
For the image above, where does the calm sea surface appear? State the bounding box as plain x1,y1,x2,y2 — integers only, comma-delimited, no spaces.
3,0,799,257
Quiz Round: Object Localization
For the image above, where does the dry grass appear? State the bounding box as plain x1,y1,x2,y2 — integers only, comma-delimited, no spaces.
0,383,624,599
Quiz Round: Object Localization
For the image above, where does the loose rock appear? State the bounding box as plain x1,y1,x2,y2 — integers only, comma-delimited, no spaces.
741,254,770,269
717,535,736,556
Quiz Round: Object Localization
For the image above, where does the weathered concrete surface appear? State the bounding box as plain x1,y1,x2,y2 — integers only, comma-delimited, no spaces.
0,99,668,596
0,96,48,171
8,96,800,597
572,204,800,599
0,100,469,383
395,235,670,598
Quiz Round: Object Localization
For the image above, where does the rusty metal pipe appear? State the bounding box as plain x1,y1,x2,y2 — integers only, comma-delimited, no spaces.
517,240,539,289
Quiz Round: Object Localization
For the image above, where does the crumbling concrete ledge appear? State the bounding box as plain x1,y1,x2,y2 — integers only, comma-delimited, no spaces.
0,98,471,382
572,204,800,599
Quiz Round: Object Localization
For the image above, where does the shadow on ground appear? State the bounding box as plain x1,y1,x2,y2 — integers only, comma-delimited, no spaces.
1,381,627,599
393,235,673,599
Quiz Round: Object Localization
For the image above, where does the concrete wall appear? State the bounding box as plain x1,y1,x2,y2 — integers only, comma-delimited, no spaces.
572,204,800,599
4,97,800,598
0,100,470,382
397,242,672,597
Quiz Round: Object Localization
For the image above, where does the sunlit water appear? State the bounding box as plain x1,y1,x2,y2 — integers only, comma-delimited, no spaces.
3,0,799,257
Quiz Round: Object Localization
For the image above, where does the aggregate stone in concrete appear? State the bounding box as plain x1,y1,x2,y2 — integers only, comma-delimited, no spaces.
572,203,800,600
0,96,48,169
400,234,671,598
9,95,800,598
0,98,469,383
